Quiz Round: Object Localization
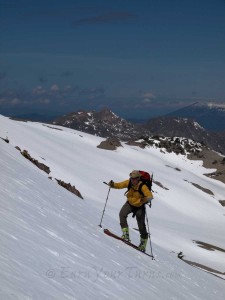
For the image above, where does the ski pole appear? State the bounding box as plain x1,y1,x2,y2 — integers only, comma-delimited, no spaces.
145,206,154,259
99,182,111,228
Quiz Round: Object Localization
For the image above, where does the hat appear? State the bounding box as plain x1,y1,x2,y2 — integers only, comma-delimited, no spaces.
129,170,141,178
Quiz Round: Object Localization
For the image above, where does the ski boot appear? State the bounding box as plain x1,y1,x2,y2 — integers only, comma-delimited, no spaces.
138,237,148,252
121,227,130,241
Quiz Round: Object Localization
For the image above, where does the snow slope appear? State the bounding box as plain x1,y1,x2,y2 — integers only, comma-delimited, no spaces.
0,115,225,300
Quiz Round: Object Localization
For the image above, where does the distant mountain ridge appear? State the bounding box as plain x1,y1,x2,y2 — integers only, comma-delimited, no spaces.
52,108,225,154
143,116,225,154
52,108,150,141
167,102,225,131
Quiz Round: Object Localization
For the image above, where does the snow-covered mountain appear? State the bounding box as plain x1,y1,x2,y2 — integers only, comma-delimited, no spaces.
143,116,225,154
143,116,206,141
167,102,225,131
51,108,225,154
52,108,150,141
0,115,225,300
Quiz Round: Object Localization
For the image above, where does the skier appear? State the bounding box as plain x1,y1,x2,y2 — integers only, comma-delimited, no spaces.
108,170,153,252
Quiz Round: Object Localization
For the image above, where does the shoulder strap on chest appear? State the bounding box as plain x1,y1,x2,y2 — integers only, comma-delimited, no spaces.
138,182,145,196
124,180,145,196
124,179,132,195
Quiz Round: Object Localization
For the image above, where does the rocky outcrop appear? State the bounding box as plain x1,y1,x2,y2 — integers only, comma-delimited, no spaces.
0,136,9,143
97,138,122,150
188,148,225,184
143,116,225,154
153,180,169,190
14,146,83,199
55,179,83,199
137,136,203,155
20,149,51,174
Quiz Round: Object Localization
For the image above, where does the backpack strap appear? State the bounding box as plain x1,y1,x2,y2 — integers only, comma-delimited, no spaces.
138,182,145,196
124,179,132,196
124,180,145,196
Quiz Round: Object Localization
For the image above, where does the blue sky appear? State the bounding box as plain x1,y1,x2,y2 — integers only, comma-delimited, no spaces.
0,0,225,119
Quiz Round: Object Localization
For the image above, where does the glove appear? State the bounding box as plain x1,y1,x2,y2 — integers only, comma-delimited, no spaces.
146,197,153,207
108,180,114,187
141,197,153,205
147,198,152,205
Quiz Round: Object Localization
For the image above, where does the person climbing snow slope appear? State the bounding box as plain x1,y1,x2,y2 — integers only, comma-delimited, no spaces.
108,170,153,252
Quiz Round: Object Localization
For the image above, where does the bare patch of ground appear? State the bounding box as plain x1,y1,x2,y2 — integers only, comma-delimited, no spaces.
193,240,225,253
55,179,83,199
18,148,51,174
181,258,225,278
188,148,225,207
219,200,225,207
42,124,63,131
126,140,147,148
176,241,225,279
183,179,214,195
153,180,169,190
174,250,225,279
97,138,122,150
0,136,9,143
192,182,214,195
165,165,181,172
187,148,225,184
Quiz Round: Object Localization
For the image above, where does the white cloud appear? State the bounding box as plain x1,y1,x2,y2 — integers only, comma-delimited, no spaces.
0,98,6,105
38,98,51,105
143,98,153,103
0,97,21,105
50,84,60,92
208,102,225,109
11,98,21,105
32,86,46,95
142,92,155,99
64,85,73,91
142,92,156,104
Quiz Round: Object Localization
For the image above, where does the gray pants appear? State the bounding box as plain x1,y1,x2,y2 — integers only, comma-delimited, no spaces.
119,202,148,239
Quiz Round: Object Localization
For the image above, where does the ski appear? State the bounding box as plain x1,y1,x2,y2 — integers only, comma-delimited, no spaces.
103,229,154,258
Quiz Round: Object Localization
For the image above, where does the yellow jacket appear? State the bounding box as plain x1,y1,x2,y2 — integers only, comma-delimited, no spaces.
113,179,153,207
